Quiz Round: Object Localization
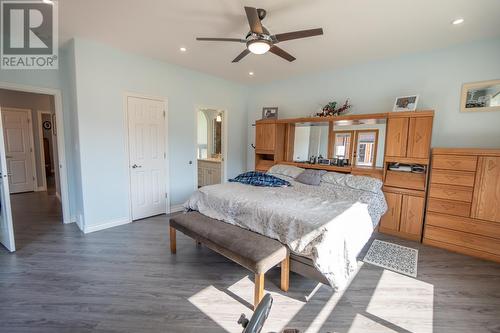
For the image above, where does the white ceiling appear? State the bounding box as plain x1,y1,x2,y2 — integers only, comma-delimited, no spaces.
59,0,500,83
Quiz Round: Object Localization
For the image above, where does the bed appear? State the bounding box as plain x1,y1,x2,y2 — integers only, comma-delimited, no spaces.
184,164,387,290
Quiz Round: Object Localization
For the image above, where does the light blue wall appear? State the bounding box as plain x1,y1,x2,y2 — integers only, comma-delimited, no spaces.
72,38,248,228
2,36,500,232
246,38,500,169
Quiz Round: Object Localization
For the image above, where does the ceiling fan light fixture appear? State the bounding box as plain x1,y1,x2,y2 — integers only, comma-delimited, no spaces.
247,40,271,55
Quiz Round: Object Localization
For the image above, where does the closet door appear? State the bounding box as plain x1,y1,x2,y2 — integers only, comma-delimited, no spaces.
471,157,500,222
385,118,409,157
380,192,402,232
407,117,433,159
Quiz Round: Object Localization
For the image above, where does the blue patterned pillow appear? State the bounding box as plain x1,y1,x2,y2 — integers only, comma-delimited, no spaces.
229,171,291,187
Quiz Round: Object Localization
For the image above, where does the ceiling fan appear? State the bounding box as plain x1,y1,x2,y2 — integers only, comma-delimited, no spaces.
196,6,324,63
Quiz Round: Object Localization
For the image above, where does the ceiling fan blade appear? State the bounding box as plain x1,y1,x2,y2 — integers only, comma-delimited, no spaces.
232,49,251,63
273,28,324,43
196,37,246,43
244,6,264,34
269,46,296,62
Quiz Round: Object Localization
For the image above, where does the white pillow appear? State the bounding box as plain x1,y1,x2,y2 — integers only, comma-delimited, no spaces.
322,171,383,193
321,171,349,186
345,175,383,193
267,164,305,179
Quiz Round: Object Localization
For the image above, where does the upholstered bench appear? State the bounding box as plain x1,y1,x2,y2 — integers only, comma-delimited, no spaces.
169,211,289,309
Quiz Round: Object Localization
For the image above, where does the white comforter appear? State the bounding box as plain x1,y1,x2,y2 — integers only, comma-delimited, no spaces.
184,176,387,290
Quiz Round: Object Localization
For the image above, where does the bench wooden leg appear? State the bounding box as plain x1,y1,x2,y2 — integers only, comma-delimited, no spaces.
169,226,176,254
254,273,264,310
280,255,290,292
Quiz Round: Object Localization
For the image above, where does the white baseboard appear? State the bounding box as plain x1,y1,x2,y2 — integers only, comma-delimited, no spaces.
83,217,131,234
170,204,185,213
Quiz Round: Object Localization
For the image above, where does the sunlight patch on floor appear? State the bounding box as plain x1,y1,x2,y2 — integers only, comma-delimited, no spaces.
189,284,252,333
366,270,434,333
348,313,399,333
189,276,307,333
303,289,343,333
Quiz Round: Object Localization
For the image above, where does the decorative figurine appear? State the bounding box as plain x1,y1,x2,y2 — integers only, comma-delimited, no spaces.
316,99,351,117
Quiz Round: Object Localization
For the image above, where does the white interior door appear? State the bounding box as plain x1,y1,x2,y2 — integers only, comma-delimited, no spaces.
127,96,167,220
2,108,35,193
0,108,16,252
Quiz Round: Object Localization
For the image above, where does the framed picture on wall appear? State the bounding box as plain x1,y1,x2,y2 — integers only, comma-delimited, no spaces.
460,79,500,113
262,107,278,119
393,95,419,112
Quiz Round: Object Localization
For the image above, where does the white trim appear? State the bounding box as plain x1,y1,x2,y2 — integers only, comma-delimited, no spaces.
55,192,61,202
36,110,52,192
123,92,170,221
170,204,185,213
83,217,131,234
1,107,38,192
0,81,71,225
194,106,228,191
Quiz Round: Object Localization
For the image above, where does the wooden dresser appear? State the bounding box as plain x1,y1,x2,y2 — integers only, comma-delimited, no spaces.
379,111,434,241
423,148,500,263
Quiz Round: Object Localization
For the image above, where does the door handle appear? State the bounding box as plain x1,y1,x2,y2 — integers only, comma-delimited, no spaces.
131,164,142,169
6,155,12,159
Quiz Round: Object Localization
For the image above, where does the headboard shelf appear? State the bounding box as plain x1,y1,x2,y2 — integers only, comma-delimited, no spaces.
280,161,384,179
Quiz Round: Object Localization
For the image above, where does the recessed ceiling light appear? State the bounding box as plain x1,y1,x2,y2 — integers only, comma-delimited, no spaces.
452,18,464,25
179,47,187,52
249,72,254,76
42,0,53,4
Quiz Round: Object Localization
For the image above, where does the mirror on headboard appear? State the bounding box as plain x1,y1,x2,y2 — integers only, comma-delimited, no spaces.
292,122,329,162
331,118,386,167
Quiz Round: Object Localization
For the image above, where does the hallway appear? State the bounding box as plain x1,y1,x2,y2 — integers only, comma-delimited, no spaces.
9,185,63,251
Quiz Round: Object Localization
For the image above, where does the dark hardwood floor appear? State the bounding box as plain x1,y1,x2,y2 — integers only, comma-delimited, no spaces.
1,190,499,333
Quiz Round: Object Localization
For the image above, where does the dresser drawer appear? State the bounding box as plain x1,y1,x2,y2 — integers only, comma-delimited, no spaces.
426,212,500,239
429,184,473,202
425,225,500,256
430,169,475,187
432,155,477,171
427,198,471,217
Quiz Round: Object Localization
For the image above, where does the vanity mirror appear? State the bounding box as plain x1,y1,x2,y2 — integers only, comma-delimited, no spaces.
292,122,329,162
331,119,386,167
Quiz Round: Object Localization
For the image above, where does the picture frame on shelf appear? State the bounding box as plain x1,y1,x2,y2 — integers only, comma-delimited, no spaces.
262,107,278,119
393,95,419,112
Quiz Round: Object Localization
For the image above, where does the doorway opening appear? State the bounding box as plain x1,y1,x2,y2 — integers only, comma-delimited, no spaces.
0,85,69,252
196,108,226,188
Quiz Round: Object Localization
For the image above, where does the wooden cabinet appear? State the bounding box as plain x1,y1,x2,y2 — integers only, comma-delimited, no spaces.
407,117,433,158
385,117,408,157
379,192,402,233
423,148,500,263
399,195,425,236
255,122,276,152
379,189,425,241
386,115,433,159
198,160,221,187
380,111,434,241
254,120,286,171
